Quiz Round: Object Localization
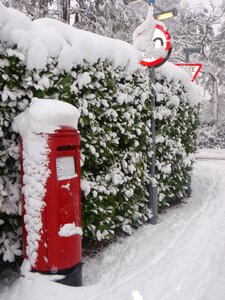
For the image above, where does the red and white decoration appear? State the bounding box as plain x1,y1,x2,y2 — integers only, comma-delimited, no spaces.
175,63,202,82
133,6,172,68
140,24,171,67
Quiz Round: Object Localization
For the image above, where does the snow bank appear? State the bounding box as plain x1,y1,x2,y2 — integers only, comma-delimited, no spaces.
2,157,225,299
195,148,225,160
0,3,140,73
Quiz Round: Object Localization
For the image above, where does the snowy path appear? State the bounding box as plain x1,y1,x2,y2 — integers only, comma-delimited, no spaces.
1,151,225,300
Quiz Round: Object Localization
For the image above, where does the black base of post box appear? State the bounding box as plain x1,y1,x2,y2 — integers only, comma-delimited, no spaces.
17,261,83,286
55,263,83,287
24,262,83,287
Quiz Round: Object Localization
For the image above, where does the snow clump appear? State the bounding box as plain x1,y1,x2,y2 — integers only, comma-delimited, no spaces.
0,2,140,73
58,223,83,237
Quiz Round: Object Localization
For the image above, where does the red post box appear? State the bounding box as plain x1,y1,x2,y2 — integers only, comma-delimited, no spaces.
22,126,82,286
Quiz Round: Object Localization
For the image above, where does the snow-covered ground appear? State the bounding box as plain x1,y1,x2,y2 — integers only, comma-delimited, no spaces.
1,149,225,300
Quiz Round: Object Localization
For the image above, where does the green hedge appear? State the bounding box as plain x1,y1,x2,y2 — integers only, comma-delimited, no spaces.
0,46,199,263
154,76,200,205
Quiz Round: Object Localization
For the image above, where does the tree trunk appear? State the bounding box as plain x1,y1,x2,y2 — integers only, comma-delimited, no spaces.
57,0,70,23
213,79,218,122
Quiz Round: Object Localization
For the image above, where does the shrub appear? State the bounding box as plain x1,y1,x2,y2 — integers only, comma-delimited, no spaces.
154,76,200,205
0,45,154,258
0,7,200,263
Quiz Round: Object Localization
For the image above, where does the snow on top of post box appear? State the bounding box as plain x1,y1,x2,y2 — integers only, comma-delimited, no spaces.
13,98,80,137
0,3,140,73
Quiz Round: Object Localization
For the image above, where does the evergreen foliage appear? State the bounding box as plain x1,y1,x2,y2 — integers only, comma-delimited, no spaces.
0,44,199,262
154,75,200,204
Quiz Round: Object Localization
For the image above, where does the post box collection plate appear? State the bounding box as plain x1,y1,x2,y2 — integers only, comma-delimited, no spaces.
56,156,77,181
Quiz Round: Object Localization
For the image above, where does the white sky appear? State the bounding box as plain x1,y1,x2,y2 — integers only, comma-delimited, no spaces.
186,0,223,9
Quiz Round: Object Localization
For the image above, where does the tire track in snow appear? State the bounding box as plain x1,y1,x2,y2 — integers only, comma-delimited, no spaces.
86,160,225,300
148,162,225,300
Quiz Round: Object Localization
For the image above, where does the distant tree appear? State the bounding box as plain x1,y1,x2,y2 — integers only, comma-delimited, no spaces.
165,0,225,121
210,10,225,88
72,0,142,42
2,0,142,42
2,0,53,19
169,2,223,63
55,0,70,23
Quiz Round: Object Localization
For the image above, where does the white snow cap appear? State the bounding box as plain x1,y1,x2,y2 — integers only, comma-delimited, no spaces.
133,6,157,51
12,98,80,136
133,6,167,60
1,3,202,107
0,3,140,72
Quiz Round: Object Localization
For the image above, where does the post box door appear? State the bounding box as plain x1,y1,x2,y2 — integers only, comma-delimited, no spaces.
45,131,82,272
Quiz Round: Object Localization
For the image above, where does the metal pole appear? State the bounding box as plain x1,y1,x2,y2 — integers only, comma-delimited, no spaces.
183,49,192,196
148,67,158,225
185,52,189,63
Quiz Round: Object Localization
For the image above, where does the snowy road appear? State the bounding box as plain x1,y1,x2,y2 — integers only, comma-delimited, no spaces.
1,150,225,300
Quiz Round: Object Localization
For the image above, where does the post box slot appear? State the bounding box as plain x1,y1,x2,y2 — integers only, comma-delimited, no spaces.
56,156,77,180
57,145,75,151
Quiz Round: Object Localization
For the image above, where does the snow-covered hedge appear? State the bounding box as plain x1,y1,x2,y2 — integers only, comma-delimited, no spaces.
0,52,153,260
0,4,200,263
154,74,200,204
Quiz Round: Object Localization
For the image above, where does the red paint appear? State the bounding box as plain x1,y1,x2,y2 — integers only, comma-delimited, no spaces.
140,24,171,68
175,63,202,82
22,127,82,272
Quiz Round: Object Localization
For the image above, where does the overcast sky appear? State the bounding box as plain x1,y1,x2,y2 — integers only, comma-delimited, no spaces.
185,0,223,9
